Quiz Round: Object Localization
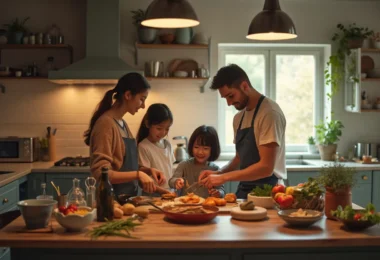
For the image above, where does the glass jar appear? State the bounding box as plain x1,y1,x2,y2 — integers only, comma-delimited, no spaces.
36,183,53,200
67,178,87,206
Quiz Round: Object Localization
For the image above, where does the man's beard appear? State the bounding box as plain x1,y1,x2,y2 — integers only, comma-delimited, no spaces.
234,93,249,111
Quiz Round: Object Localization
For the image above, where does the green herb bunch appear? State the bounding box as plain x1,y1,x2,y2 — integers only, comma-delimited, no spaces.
317,164,357,192
315,119,344,145
307,136,315,145
3,17,30,33
250,184,273,197
332,203,380,224
292,178,324,201
88,216,142,240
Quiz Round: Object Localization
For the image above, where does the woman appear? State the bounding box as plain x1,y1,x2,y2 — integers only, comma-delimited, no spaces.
84,72,165,196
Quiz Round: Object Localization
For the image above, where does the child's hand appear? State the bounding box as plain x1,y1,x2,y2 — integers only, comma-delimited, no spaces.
175,178,184,190
208,189,221,198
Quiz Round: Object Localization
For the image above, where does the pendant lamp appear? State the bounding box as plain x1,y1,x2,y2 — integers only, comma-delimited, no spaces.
141,0,199,28
247,0,297,41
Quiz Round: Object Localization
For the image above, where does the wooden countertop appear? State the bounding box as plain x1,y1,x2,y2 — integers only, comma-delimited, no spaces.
0,210,379,249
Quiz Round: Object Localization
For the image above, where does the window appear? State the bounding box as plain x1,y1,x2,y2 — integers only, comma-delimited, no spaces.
218,44,329,153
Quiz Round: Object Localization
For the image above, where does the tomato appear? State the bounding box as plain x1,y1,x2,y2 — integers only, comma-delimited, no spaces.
67,204,78,211
354,213,362,221
276,194,294,208
272,184,286,195
64,208,72,215
58,206,66,213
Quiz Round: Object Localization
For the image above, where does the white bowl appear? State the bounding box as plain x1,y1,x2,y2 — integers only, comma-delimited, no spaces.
361,73,367,79
18,199,57,229
247,194,274,209
54,206,96,231
173,70,188,78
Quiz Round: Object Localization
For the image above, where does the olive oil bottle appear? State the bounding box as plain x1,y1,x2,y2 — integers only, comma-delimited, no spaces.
96,167,114,222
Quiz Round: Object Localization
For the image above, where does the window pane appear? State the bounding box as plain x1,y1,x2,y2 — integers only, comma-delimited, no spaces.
275,55,315,144
224,54,266,146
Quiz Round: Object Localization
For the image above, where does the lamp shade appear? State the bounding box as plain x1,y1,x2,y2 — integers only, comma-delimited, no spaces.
141,0,199,28
247,0,297,41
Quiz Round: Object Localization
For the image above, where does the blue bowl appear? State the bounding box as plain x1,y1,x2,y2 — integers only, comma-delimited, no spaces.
17,199,57,229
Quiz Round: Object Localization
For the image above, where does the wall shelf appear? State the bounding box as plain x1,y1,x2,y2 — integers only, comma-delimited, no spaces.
136,43,208,49
362,78,380,82
361,48,380,53
0,76,47,80
361,109,380,112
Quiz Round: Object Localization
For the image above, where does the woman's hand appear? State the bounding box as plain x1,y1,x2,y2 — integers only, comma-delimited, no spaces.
138,172,156,193
198,170,220,182
150,168,166,186
175,178,185,190
208,189,221,198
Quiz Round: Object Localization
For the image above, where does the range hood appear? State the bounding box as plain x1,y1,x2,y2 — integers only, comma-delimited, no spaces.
49,0,142,85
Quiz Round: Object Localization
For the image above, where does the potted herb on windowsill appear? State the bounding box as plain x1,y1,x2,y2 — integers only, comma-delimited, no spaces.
315,119,344,161
325,23,373,97
307,136,319,154
317,164,357,219
131,9,157,44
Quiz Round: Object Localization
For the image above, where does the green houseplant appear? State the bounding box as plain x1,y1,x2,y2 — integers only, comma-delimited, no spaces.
325,23,374,98
131,9,157,44
317,164,357,219
307,136,318,154
315,119,344,161
3,17,30,44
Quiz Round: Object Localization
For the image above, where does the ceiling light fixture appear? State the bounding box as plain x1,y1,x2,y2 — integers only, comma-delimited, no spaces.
141,0,199,28
247,0,297,41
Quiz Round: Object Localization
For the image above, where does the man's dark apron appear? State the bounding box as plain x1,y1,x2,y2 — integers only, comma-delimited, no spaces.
235,95,278,199
112,119,138,197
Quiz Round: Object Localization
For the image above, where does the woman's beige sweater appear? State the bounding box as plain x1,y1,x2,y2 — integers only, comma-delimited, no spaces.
90,114,133,181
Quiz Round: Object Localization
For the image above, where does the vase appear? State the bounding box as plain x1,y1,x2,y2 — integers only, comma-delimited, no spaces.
138,25,157,44
325,187,352,219
175,27,193,44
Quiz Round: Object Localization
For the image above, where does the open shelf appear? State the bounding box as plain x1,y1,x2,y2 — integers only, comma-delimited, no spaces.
361,48,380,53
361,109,380,112
0,44,72,49
136,43,208,49
0,76,47,79
361,78,380,82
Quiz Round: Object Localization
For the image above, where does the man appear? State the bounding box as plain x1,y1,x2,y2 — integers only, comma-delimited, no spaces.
199,64,286,199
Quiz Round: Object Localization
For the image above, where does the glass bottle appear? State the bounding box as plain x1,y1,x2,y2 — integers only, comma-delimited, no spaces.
67,178,87,206
36,183,53,200
42,56,56,77
96,167,114,222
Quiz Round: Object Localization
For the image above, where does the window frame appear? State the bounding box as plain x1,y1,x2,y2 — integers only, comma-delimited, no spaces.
217,44,330,153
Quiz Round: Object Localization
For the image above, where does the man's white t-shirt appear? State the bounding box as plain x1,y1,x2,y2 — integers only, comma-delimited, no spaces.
138,138,175,189
232,97,287,180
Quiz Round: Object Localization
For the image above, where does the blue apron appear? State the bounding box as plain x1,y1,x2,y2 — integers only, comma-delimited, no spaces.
112,119,138,197
235,95,278,199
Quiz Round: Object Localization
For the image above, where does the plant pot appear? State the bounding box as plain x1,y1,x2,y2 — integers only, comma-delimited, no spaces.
324,187,352,219
175,27,193,44
308,144,319,154
8,31,24,44
347,38,364,49
137,26,157,44
317,144,337,161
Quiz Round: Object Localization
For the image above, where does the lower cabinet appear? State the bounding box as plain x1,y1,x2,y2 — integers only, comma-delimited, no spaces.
372,171,380,211
27,172,90,200
0,248,10,260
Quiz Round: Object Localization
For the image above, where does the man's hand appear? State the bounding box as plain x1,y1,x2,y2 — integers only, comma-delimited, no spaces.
200,174,225,189
150,168,166,186
175,178,184,190
198,170,219,182
208,189,221,198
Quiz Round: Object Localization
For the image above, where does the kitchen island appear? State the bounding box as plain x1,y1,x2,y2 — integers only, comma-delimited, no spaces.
0,210,380,260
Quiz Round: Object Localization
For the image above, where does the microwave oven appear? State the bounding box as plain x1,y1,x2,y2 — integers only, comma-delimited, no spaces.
0,137,39,162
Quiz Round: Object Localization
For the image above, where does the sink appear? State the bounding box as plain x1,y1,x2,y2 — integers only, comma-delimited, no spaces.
286,160,313,166
0,171,14,175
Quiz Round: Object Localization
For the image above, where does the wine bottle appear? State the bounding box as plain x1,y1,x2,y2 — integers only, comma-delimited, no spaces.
96,167,114,222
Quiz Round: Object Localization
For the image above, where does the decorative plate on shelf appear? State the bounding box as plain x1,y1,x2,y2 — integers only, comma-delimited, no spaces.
361,55,375,73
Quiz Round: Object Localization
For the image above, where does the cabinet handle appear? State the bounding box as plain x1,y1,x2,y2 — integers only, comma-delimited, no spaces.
2,198,8,203
362,175,368,180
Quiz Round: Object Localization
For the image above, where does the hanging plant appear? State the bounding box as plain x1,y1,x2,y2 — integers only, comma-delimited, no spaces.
324,23,373,100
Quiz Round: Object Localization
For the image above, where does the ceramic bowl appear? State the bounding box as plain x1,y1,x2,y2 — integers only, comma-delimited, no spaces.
173,70,188,78
338,218,376,231
277,209,323,227
18,199,57,229
54,206,96,231
247,194,274,209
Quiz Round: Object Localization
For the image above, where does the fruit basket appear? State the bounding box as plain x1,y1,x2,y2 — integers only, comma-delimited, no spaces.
272,178,325,212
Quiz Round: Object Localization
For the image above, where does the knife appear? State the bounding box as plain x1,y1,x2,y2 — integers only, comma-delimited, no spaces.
186,182,202,194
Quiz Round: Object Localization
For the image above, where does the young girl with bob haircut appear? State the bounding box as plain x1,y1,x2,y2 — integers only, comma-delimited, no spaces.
169,125,224,198
84,73,165,197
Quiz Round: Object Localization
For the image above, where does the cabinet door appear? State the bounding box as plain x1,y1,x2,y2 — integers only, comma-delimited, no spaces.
372,171,380,210
0,247,10,260
27,173,46,199
0,181,19,213
287,172,318,186
46,172,90,199
352,171,372,208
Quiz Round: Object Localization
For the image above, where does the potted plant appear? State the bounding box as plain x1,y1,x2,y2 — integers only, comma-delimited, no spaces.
247,184,274,209
131,9,157,44
3,17,30,44
317,164,357,219
325,23,373,97
315,119,344,161
307,136,319,154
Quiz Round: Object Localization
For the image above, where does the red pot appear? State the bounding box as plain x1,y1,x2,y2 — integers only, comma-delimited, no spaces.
325,187,352,219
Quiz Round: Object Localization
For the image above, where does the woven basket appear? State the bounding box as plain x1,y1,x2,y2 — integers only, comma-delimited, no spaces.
274,195,325,212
